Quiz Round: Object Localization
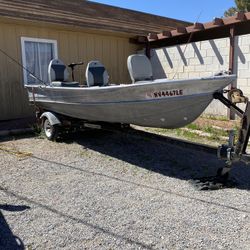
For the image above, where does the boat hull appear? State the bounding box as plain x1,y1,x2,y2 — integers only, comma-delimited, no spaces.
25,75,236,129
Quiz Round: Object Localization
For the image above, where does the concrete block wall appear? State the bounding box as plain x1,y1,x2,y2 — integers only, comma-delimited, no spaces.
237,35,250,94
150,35,250,116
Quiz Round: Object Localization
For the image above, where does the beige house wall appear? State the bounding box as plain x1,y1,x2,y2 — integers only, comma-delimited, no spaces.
0,20,139,120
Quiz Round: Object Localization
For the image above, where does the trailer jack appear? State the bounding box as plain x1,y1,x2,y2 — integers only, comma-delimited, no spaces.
191,90,250,190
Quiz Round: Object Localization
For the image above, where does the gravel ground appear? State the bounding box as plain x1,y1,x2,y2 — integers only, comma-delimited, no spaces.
0,129,249,250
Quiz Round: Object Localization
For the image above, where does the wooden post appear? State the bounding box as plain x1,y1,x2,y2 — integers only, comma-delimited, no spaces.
229,26,236,74
228,26,236,120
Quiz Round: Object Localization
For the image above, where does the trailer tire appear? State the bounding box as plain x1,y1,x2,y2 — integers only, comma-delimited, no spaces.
43,117,59,140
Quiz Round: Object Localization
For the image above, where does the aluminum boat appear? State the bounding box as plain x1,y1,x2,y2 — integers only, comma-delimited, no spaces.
25,55,236,129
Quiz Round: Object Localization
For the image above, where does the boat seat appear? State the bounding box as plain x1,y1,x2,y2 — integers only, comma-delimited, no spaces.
48,59,79,87
127,54,153,83
85,61,109,87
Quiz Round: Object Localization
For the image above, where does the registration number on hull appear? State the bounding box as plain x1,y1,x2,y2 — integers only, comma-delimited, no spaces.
147,89,183,98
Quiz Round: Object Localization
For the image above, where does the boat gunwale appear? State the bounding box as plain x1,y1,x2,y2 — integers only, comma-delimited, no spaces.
24,74,237,91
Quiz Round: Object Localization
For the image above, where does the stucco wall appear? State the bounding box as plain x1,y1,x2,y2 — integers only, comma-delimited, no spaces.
150,34,250,116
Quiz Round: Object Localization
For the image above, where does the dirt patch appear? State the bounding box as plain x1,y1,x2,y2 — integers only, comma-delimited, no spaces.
193,117,240,131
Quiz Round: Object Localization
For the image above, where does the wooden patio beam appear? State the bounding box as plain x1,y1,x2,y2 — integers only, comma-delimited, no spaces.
223,13,246,24
203,18,224,29
236,11,247,21
157,30,172,39
186,22,204,33
147,33,158,41
136,36,148,43
171,26,187,36
131,11,250,47
213,18,224,26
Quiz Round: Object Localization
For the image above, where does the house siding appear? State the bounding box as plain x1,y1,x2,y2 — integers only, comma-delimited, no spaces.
0,20,139,120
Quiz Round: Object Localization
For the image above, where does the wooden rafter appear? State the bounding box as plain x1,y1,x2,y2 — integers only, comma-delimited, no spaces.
134,12,250,46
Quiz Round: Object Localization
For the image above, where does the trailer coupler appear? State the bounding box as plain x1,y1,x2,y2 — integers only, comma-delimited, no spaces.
191,90,250,190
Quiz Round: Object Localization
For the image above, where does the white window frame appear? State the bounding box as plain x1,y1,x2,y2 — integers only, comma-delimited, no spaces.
21,37,58,84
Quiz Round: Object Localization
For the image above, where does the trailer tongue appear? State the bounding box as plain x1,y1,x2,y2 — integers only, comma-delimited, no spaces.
191,89,250,190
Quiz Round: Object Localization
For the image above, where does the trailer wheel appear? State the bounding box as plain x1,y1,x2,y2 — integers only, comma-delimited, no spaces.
43,117,59,140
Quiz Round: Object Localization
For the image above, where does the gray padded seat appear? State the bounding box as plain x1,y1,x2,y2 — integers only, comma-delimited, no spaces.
85,61,109,87
48,59,79,87
127,54,153,83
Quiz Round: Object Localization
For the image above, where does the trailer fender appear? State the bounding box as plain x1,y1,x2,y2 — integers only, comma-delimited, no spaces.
40,112,61,126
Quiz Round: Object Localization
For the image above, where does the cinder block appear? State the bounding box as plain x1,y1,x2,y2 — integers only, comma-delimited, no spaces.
183,65,195,72
212,56,226,66
156,53,167,62
195,49,207,58
206,71,213,76
184,49,195,59
238,35,245,45
239,35,250,45
214,39,228,48
167,73,176,79
238,69,250,78
188,72,200,78
240,52,250,62
237,78,248,87
170,60,181,68
192,42,201,50
199,72,211,77
240,86,250,95
189,58,201,65
194,65,206,72
168,47,176,54
206,49,215,57
206,64,220,71
177,72,189,79
204,100,227,116
204,57,213,64
200,41,211,50
237,61,249,70
237,45,250,54
219,48,230,56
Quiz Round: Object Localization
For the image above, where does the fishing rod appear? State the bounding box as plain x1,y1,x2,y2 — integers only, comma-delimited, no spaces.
172,11,203,80
0,47,48,86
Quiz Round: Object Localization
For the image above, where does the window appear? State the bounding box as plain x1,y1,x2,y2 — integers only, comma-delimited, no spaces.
21,37,58,84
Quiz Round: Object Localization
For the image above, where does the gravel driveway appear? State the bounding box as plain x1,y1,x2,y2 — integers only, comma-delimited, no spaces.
0,129,249,249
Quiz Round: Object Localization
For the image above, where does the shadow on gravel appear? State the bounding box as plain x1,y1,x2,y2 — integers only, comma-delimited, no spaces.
0,133,35,144
0,204,30,249
61,128,250,191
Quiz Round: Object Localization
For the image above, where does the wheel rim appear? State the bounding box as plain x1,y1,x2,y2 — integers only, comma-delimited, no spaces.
44,119,53,138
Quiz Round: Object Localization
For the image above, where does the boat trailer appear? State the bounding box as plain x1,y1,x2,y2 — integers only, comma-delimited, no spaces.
192,89,250,190
36,88,250,190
